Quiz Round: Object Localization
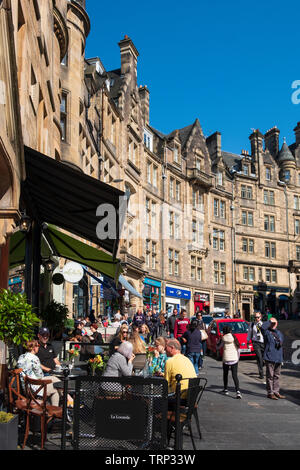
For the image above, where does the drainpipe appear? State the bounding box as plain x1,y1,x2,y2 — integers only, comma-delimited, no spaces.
161,141,167,310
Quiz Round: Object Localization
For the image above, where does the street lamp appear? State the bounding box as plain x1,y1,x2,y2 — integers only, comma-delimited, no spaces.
42,257,56,273
19,213,32,233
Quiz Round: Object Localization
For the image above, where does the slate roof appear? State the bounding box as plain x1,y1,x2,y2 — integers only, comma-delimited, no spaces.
221,151,242,171
278,142,295,163
107,69,124,100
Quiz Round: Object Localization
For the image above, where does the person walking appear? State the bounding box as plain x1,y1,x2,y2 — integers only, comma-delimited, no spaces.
261,318,285,400
167,308,178,338
182,320,203,375
174,309,190,355
217,325,242,399
247,311,265,379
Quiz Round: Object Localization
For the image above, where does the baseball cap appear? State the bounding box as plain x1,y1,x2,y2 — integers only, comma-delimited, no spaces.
39,327,50,336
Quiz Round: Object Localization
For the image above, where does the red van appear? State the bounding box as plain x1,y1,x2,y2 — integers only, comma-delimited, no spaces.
206,319,255,359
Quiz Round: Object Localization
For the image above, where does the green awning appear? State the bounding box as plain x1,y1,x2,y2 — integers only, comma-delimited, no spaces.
9,225,122,281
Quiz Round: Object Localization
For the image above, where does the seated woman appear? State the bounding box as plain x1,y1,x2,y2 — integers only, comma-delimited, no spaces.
109,323,130,356
17,340,61,406
102,341,135,378
148,336,167,376
128,326,147,354
89,323,104,345
139,323,151,345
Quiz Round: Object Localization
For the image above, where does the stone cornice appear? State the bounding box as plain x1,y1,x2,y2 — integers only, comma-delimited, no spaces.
53,7,69,61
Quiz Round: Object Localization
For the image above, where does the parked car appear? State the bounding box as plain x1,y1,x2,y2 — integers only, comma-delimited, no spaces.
206,319,255,359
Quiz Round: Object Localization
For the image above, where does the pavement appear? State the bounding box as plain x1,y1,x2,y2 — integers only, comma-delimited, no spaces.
21,321,300,451
180,354,300,450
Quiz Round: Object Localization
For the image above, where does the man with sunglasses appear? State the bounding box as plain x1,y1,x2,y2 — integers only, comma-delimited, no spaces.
247,311,265,379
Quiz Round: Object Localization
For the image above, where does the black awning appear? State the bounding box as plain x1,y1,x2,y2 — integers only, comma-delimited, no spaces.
22,146,125,257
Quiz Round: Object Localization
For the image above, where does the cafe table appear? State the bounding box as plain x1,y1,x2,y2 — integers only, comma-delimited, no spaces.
53,366,87,450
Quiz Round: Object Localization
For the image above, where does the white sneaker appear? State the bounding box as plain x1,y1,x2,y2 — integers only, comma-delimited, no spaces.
236,391,242,399
222,389,229,395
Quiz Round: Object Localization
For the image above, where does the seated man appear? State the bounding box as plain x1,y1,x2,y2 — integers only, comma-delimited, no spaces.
164,338,196,395
36,327,60,375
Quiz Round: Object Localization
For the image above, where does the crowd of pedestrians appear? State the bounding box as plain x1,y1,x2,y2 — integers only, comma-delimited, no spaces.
25,305,286,404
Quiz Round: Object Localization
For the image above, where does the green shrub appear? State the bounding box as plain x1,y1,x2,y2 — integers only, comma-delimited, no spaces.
0,289,40,346
40,300,69,339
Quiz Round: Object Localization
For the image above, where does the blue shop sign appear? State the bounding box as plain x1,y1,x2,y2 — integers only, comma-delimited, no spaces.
165,286,191,300
144,278,161,288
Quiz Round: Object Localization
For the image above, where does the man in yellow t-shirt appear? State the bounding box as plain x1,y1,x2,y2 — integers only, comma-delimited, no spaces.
164,339,196,394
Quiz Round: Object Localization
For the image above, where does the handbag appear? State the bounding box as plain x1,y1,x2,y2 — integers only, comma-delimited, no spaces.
200,329,208,341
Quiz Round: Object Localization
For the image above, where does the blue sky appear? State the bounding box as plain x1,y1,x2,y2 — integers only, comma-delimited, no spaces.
85,0,300,155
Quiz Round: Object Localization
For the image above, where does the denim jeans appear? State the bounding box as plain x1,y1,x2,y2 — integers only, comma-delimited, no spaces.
188,352,201,375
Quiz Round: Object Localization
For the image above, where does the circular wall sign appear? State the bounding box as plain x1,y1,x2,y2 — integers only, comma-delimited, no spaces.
52,273,65,285
63,262,84,283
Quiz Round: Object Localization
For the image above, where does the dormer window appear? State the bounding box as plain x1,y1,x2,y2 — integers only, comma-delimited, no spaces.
265,167,271,181
217,171,223,186
173,146,180,164
242,164,249,176
195,158,201,171
143,129,153,152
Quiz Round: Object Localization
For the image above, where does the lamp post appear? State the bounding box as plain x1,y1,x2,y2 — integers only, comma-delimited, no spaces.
20,212,33,303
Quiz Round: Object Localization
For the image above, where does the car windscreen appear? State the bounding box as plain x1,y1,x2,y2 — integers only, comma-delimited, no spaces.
218,322,249,334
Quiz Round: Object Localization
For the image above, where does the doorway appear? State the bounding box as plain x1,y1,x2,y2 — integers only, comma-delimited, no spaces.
242,303,250,321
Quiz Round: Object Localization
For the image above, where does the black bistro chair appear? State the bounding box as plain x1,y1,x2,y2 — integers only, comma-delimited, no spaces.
167,375,207,450
72,376,168,450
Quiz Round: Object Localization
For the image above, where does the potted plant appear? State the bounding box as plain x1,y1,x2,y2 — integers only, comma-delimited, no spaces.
0,411,18,450
0,289,40,367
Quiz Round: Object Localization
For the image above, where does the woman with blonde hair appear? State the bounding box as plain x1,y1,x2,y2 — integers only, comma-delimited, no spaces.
109,323,130,356
128,325,147,354
139,323,151,345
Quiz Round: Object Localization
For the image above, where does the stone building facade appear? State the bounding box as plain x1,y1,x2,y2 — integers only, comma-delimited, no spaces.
4,1,300,319
92,35,300,319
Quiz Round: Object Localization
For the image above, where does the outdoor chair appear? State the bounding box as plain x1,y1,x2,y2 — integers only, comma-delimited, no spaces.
72,376,168,450
167,376,206,450
191,377,207,440
7,368,27,414
22,376,62,450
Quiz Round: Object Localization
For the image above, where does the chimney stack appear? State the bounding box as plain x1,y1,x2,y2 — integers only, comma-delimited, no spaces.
264,126,280,157
138,85,150,125
294,122,300,146
206,131,221,160
118,36,139,83
249,129,263,160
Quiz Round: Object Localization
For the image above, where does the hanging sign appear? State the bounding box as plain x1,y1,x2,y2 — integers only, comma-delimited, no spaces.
63,262,84,283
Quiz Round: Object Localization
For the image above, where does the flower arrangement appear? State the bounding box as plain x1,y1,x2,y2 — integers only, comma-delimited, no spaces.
68,344,80,360
146,345,156,363
88,354,107,375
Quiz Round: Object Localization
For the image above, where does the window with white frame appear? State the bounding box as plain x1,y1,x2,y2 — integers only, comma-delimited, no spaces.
168,249,173,275
264,190,275,205
175,180,181,202
143,129,153,152
170,177,174,199
294,196,300,210
264,214,275,232
174,251,180,275
241,185,253,199
265,167,271,181
295,219,300,235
